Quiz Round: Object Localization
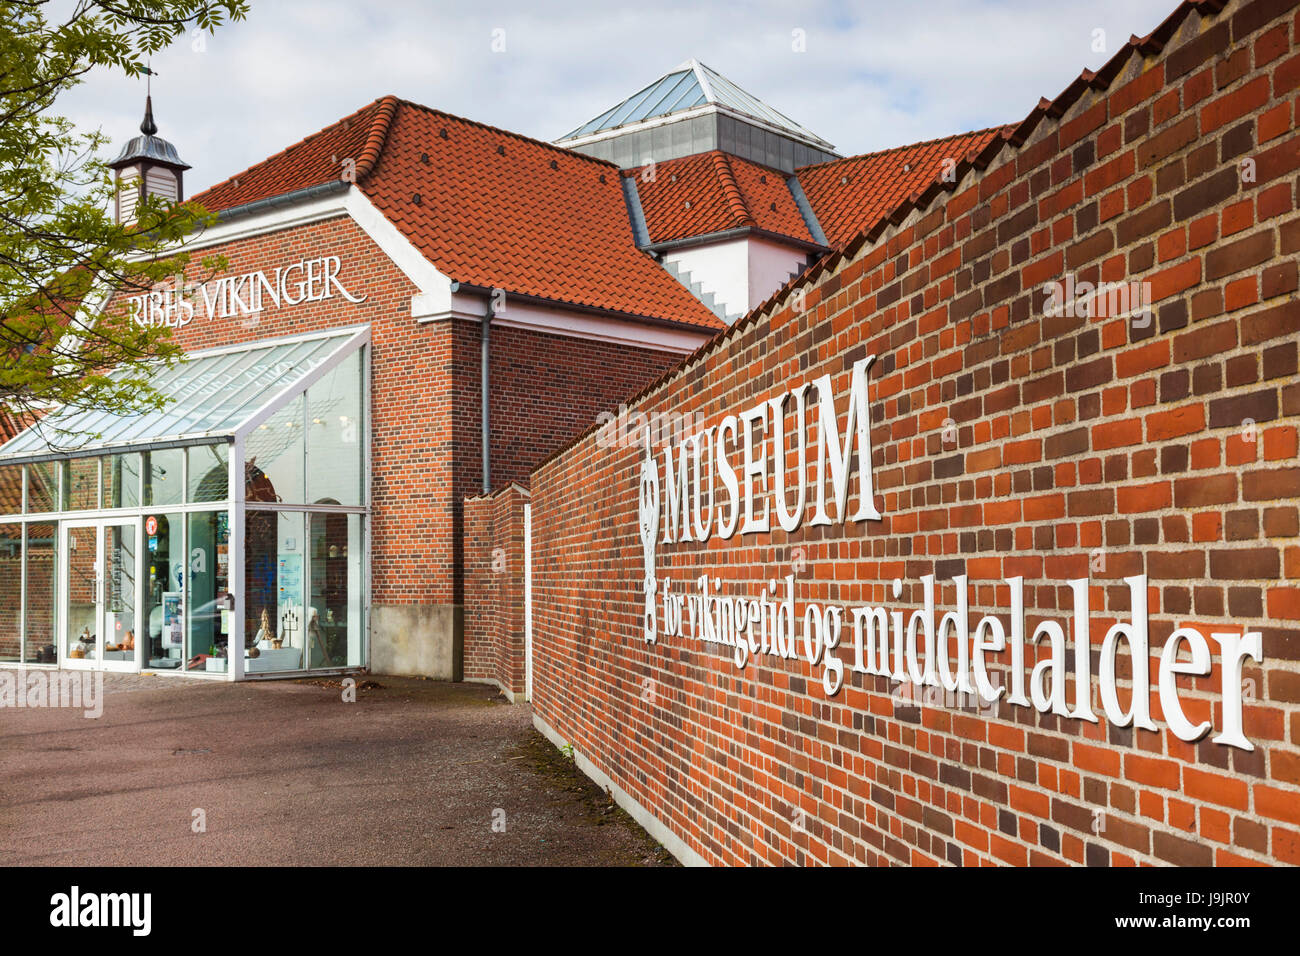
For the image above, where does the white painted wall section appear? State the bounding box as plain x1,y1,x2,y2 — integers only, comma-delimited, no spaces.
664,239,749,320
748,236,810,309
665,235,811,323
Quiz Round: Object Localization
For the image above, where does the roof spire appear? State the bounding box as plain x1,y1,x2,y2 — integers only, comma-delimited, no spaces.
140,64,158,135
140,94,157,137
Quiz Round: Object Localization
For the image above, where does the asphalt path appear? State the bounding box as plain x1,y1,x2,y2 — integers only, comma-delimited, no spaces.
0,674,673,866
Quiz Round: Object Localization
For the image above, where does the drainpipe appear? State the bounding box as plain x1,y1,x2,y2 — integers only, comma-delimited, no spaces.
450,281,494,494
481,305,491,495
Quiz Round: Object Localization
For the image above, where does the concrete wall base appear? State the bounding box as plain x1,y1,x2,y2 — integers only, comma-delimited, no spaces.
371,604,463,680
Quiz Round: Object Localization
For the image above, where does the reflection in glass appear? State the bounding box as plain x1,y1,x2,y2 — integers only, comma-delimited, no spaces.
143,513,184,670
188,444,229,503
186,510,230,672
308,512,363,667
246,396,303,504
104,453,142,509
307,350,364,506
102,523,137,664
64,526,97,661
0,464,22,516
0,523,20,661
23,523,56,663
25,462,58,513
244,510,305,672
63,458,99,511
144,448,184,507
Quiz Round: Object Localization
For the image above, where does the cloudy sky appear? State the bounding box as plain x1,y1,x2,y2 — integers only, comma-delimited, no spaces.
63,0,1180,195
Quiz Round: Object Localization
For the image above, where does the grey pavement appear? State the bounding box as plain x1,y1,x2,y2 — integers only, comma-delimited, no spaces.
0,673,674,866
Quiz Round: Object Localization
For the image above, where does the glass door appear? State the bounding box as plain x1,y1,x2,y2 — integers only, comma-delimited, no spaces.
61,519,141,671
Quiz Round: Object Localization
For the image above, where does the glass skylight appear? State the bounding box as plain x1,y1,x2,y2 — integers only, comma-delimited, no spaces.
0,328,365,459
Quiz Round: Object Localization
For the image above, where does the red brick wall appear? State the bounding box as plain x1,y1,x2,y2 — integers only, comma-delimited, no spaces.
464,484,529,695
22,523,56,662
529,0,1300,866
487,324,682,487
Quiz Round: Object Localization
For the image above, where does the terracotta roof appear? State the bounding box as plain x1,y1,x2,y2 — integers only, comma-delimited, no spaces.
194,97,395,210
0,410,23,446
0,468,18,515
0,411,29,514
622,131,1014,253
193,98,724,331
795,128,1006,248
626,151,817,246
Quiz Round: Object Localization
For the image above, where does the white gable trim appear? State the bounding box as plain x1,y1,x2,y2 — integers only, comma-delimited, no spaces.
183,188,352,250
342,189,452,319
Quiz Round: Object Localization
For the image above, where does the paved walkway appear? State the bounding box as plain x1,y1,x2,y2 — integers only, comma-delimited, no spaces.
0,673,674,866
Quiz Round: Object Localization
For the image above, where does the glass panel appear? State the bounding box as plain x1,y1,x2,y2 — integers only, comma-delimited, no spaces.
102,523,137,663
246,395,304,504
307,349,364,506
244,511,305,672
65,526,98,662
308,512,362,668
188,444,229,503
23,522,56,663
0,522,20,661
185,510,231,672
63,458,99,511
184,338,321,434
103,453,142,509
0,464,22,516
128,348,254,441
143,513,184,670
25,462,58,513
143,448,184,507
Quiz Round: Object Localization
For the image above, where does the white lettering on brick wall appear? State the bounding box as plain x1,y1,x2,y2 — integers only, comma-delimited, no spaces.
126,255,367,328
638,353,1265,751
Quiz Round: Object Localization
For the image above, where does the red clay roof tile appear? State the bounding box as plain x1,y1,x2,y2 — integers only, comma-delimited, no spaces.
795,127,1006,249
194,97,394,211
193,98,724,332
626,151,815,246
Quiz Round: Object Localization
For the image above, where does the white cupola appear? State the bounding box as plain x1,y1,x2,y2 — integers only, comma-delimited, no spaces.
107,95,191,225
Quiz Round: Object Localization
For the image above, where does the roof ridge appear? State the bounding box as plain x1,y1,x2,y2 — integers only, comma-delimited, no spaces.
710,152,756,228
799,125,1009,172
354,94,400,181
622,149,790,178
193,94,391,204
395,98,620,171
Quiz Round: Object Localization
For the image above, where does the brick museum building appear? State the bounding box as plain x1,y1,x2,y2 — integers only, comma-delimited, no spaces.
2,0,1299,866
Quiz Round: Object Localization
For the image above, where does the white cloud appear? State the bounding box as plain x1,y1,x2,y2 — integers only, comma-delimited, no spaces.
60,0,1181,195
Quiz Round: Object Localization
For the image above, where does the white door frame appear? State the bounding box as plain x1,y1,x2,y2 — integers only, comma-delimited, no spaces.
60,517,142,672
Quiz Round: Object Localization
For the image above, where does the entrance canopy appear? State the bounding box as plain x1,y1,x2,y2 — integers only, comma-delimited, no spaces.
0,326,368,461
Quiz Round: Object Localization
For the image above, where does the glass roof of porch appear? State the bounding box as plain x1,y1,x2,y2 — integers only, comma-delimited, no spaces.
0,327,366,460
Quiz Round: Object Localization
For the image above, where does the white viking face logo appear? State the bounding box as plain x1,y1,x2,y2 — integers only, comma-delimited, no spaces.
638,425,660,644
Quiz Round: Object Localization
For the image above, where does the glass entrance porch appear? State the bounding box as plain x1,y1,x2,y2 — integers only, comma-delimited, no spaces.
0,326,370,679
